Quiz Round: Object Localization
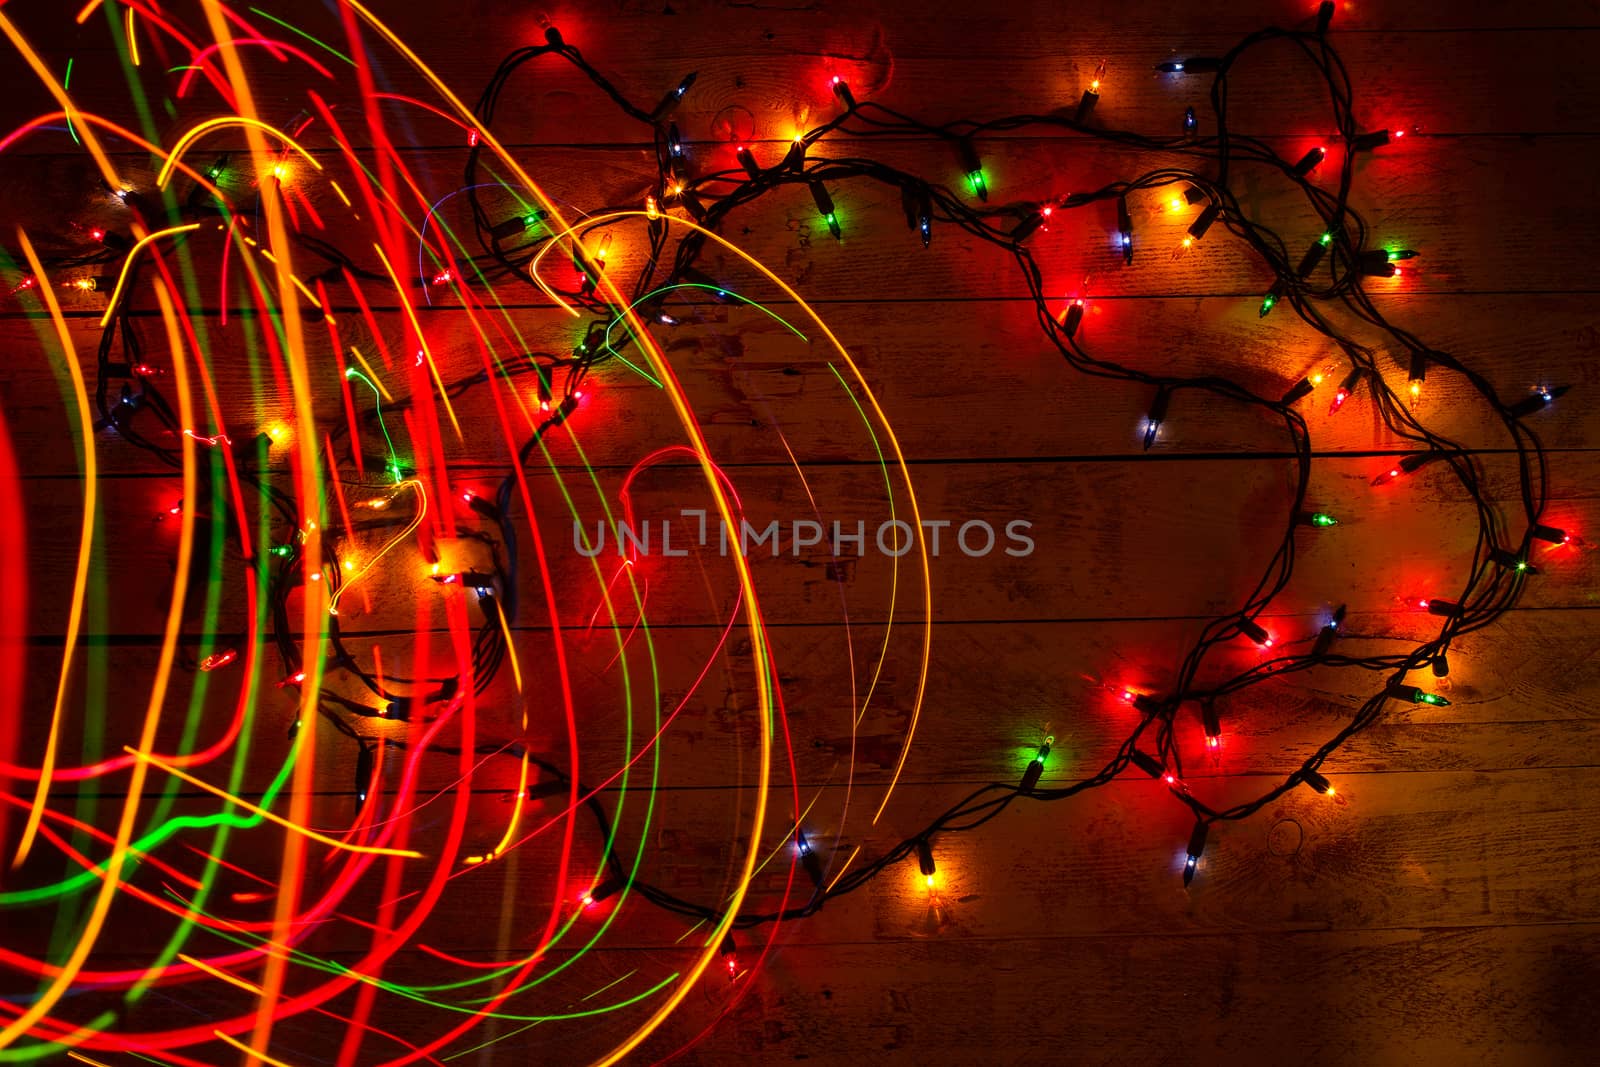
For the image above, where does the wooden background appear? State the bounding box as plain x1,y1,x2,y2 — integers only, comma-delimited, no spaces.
2,0,1600,1064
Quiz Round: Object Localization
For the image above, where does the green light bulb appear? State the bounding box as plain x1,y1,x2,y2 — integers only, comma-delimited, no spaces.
1310,512,1338,527
1260,293,1277,315
269,545,292,557
1319,232,1333,245
1419,692,1450,706
967,169,987,198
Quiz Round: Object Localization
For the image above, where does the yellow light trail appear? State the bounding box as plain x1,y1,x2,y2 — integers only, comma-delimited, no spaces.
326,12,783,1058
0,274,198,1050
153,115,324,189
370,241,463,439
122,747,424,858
178,953,265,996
253,244,334,322
494,598,525,692
189,9,328,1064
327,479,426,616
346,347,394,401
97,223,203,327
125,7,139,66
532,211,934,824
9,238,96,871
464,754,530,865
213,1030,296,1067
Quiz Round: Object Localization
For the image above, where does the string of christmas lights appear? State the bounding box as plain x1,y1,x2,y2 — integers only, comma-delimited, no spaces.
0,0,1583,1061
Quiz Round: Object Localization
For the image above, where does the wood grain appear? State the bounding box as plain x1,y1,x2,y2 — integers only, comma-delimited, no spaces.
2,1,1596,1064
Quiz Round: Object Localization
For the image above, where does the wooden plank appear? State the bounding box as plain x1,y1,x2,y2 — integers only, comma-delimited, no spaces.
11,767,1600,969
5,924,1597,1065
3,7,1597,147
12,451,1596,638
6,136,1595,312
14,607,1600,800
1,291,1594,478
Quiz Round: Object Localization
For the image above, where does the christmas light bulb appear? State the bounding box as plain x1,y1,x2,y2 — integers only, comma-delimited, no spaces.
666,122,684,158
1292,146,1326,176
1300,512,1339,527
1122,690,1161,715
1142,387,1169,450
734,144,762,179
199,649,238,671
1312,603,1347,657
1388,683,1450,707
1061,299,1085,338
1019,733,1054,791
1301,769,1336,796
1239,617,1274,648
957,139,987,202
1329,368,1361,414
1130,749,1164,778
1183,822,1208,886
1531,524,1569,545
1259,282,1284,317
1184,106,1197,134
1371,451,1436,486
1489,548,1537,574
645,194,659,220
1298,232,1333,277
830,75,856,109
917,840,937,891
810,182,841,240
1089,59,1106,94
796,829,825,885
355,744,374,806
1508,384,1570,418
1282,377,1315,405
1117,197,1133,263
